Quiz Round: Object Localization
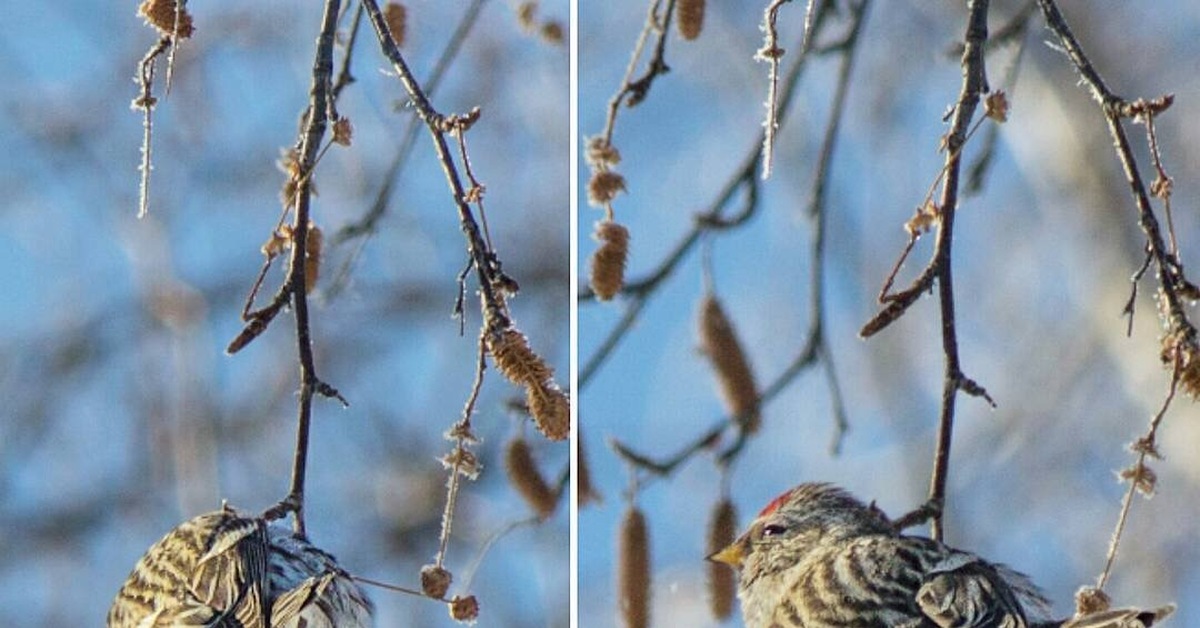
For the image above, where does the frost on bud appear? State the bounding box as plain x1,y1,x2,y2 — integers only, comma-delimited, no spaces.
1119,461,1158,497
487,328,570,441
587,171,627,207
138,0,195,38
589,220,629,301
984,90,1009,123
618,507,651,628
505,438,558,519
448,594,480,624
441,446,481,480
384,2,408,47
676,0,705,41
421,564,452,599
1074,586,1112,616
905,199,940,237
261,230,289,258
706,499,737,620
585,137,622,169
698,293,760,432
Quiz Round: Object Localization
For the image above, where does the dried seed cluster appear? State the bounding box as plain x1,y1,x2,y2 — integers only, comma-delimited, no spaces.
488,328,570,441
421,564,453,599
138,0,195,38
449,594,480,624
590,220,629,300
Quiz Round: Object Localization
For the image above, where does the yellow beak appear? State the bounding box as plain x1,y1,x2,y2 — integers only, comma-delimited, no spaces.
707,541,744,568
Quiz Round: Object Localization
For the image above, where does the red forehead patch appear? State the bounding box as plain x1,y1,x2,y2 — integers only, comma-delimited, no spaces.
758,488,794,517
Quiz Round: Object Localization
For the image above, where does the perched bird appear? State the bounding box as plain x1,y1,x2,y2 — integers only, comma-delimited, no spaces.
710,483,1173,628
107,506,373,627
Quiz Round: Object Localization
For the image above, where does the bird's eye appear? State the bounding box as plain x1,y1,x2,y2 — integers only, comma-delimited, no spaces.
761,524,787,538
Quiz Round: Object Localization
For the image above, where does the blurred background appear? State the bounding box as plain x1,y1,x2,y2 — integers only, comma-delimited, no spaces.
0,0,568,625
579,0,1200,626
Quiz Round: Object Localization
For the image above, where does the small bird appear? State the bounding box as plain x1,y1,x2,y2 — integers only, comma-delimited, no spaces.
710,483,1173,628
107,505,373,627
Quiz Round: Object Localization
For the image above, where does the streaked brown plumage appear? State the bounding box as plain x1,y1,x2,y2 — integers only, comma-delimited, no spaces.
107,506,373,627
711,483,1173,628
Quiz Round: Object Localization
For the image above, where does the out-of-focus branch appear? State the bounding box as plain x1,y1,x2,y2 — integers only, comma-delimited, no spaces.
858,0,994,542
260,0,347,536
579,0,848,389
1036,0,1195,342
608,0,872,479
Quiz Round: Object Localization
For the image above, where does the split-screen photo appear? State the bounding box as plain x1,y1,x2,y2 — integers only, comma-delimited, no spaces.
1,1,1197,626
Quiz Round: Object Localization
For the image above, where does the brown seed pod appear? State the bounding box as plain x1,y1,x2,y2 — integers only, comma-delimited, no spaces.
448,594,480,624
505,438,558,519
676,0,705,41
589,220,629,301
706,499,737,620
618,507,651,628
698,293,760,432
421,564,452,599
587,170,627,207
384,3,408,47
138,0,195,38
487,328,570,441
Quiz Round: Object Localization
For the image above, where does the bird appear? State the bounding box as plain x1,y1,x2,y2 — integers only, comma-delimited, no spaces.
107,505,373,627
709,482,1174,628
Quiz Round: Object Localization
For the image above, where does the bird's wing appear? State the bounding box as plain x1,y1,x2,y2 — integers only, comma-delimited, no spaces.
270,572,374,628
189,514,270,627
914,549,1030,628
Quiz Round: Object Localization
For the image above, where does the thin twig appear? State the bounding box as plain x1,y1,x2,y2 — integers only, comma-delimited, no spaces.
327,0,489,298
360,0,509,332
134,37,171,219
272,0,346,536
1097,365,1176,589
922,0,991,543
1036,0,1192,338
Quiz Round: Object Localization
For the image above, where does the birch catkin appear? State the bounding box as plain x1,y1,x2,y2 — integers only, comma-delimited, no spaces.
676,0,705,41
487,328,570,441
383,3,408,47
706,499,737,619
618,507,651,628
698,293,760,432
504,438,557,519
590,220,629,300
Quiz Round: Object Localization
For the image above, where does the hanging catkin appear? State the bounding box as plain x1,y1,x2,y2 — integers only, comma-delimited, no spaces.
618,506,651,628
706,499,737,619
698,293,760,432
